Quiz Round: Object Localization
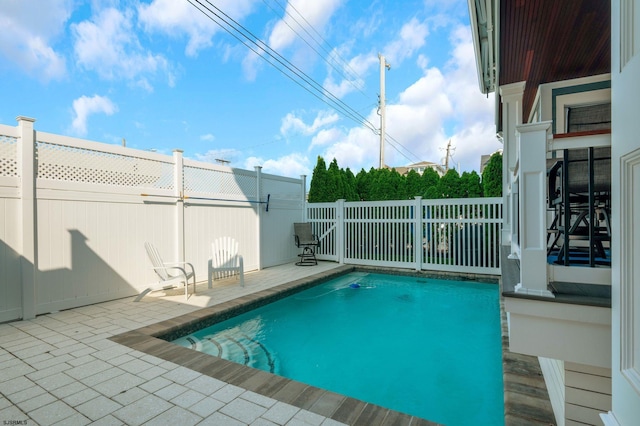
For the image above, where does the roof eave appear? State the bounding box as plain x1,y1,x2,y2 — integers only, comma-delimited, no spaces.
467,0,497,94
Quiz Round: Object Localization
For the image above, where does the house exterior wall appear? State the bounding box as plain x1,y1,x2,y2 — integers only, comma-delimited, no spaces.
607,0,640,423
528,75,611,131
565,362,612,425
539,357,565,426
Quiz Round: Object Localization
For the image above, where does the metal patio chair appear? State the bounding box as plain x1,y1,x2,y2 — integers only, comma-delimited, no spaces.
294,222,319,266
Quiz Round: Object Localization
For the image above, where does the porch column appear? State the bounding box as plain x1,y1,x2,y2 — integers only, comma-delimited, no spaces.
515,121,554,297
17,116,37,319
500,82,526,247
173,150,184,263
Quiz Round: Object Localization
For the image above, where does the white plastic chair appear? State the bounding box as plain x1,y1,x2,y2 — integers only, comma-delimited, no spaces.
208,237,245,288
134,242,196,302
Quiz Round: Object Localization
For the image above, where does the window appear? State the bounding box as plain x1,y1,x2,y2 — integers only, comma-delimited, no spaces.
566,103,611,133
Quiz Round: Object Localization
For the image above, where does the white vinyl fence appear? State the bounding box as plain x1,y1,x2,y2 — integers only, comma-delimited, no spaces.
0,117,503,322
306,197,502,275
0,117,305,322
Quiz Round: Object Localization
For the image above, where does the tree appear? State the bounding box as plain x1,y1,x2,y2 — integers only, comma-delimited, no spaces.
355,168,372,201
388,169,408,200
437,169,463,198
370,168,390,200
406,169,422,198
311,158,493,202
326,158,343,200
308,156,329,202
482,152,503,197
343,168,359,201
422,168,441,199
460,170,483,198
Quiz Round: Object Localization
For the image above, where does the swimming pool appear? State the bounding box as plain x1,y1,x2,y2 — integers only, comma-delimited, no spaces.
171,272,504,425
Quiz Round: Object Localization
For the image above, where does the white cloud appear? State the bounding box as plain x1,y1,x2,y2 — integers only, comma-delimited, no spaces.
280,110,340,136
447,122,501,172
0,0,71,81
322,125,378,172
241,49,263,82
240,0,343,80
304,23,497,174
383,17,429,66
138,0,258,57
350,7,383,39
71,95,118,136
245,153,311,178
72,7,170,88
317,67,453,172
323,49,376,98
268,0,343,52
200,134,215,142
443,25,495,126
310,128,344,150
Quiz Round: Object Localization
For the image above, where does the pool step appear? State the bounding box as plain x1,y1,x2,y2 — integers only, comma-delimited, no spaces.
184,333,279,374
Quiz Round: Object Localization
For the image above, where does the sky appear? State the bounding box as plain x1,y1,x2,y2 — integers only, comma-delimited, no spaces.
0,0,500,179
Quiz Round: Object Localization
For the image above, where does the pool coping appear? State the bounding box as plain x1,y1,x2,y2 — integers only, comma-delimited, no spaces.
111,265,499,425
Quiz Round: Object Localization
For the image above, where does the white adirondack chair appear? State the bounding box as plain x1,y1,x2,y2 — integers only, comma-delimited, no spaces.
134,242,196,302
208,237,245,288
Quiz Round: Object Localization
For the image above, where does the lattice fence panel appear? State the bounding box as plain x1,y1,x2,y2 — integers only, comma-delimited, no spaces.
184,166,256,198
262,177,301,200
36,141,174,189
0,135,18,177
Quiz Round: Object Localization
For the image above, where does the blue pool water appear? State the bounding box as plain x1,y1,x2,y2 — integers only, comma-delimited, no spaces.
172,272,504,425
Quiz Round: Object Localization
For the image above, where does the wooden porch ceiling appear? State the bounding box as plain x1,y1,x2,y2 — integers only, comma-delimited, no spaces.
499,0,610,122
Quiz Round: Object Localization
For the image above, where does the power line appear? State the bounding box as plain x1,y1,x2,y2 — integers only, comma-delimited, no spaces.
188,0,426,168
384,136,421,164
265,0,367,97
187,0,378,134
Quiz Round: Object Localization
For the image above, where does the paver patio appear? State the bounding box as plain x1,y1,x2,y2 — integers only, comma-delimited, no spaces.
0,261,553,425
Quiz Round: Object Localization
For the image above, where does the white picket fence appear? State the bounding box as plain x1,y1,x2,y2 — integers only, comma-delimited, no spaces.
306,197,502,275
0,117,305,322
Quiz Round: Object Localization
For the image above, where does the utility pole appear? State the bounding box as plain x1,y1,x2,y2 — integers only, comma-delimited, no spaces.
442,139,455,171
378,53,391,169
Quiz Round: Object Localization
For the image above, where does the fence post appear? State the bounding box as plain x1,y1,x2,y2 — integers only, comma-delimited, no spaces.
17,116,37,319
336,199,345,264
414,196,423,271
173,150,185,263
255,166,263,270
300,175,307,222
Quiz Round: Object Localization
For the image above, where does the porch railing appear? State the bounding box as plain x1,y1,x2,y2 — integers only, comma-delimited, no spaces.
307,197,502,275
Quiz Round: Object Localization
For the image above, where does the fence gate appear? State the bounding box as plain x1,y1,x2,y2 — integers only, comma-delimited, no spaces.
306,202,340,262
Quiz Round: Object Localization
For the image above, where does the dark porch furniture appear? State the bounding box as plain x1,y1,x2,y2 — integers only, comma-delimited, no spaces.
547,147,611,267
294,222,319,266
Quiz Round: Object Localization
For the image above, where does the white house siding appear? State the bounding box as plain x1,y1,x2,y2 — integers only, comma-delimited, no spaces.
539,357,565,426
565,362,611,425
608,0,640,423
